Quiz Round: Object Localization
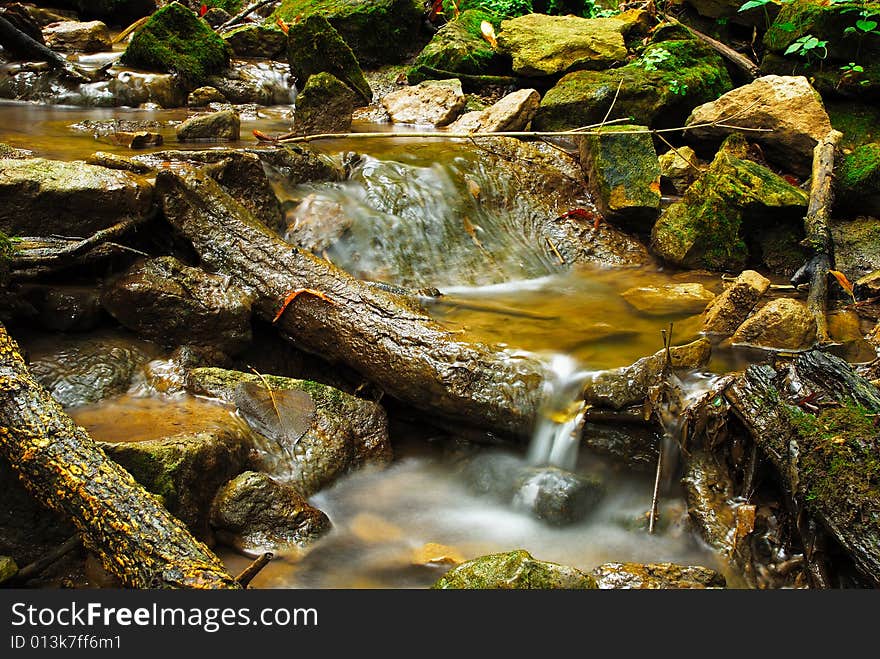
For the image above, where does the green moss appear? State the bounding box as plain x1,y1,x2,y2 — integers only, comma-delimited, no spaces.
0,230,12,287
839,142,880,189
120,3,231,88
432,549,598,589
827,100,880,149
764,0,880,61
204,0,243,12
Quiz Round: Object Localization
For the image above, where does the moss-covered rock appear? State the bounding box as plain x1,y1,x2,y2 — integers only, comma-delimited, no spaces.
100,428,250,539
650,143,809,271
592,561,726,588
578,125,661,233
0,143,33,159
829,216,880,283
120,2,231,88
0,555,17,584
293,72,359,135
432,549,598,589
407,10,507,85
837,142,880,215
533,39,732,131
286,14,372,105
221,23,287,60
273,0,425,67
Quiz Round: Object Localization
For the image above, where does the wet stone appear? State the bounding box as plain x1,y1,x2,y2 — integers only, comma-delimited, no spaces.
702,270,770,335
176,109,240,142
21,284,104,333
187,86,227,107
432,549,598,589
621,282,715,316
513,467,605,526
592,562,726,589
0,555,18,585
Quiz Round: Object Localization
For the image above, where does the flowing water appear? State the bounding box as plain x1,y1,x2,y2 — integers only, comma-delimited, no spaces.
4,99,758,587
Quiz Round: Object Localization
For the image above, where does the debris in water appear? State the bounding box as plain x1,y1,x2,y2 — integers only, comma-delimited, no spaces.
233,380,316,453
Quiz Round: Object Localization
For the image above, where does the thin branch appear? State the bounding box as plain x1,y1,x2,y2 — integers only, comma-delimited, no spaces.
598,78,624,131
7,534,83,585
218,0,275,32
234,551,273,588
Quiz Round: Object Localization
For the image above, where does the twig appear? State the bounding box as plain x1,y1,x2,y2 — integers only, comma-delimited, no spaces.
112,15,149,44
8,534,83,585
546,237,566,265
598,78,624,131
218,0,275,32
234,552,273,588
648,448,664,534
654,131,703,175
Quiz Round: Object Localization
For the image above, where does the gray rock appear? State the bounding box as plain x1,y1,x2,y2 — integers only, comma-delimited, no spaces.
381,79,466,127
176,110,240,141
101,256,254,355
42,20,111,53
513,467,605,526
432,549,598,589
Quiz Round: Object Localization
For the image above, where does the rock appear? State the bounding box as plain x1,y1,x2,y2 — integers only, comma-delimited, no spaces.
0,157,153,237
204,59,295,106
284,193,352,251
221,23,287,60
582,338,712,410
100,428,250,538
830,217,880,284
293,72,359,136
0,555,18,584
533,39,732,131
20,284,104,332
855,270,880,300
42,20,111,53
496,13,629,77
176,109,240,141
272,0,424,67
286,14,372,106
28,333,157,408
582,422,659,469
0,143,34,159
578,125,661,233
685,0,776,27
381,79,465,127
702,270,770,335
110,130,163,149
683,448,738,557
120,2,231,88
432,550,598,589
836,142,880,216
685,76,832,176
731,297,817,350
412,543,464,568
513,467,605,526
447,88,540,133
650,142,809,271
592,561,726,589
187,85,227,107
185,368,392,495
622,283,716,315
107,69,187,108
407,10,506,85
101,256,254,355
659,145,702,193
201,7,231,29
210,471,331,553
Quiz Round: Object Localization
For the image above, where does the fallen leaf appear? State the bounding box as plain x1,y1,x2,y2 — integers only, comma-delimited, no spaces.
480,20,497,48
829,269,856,303
272,288,336,323
276,18,289,34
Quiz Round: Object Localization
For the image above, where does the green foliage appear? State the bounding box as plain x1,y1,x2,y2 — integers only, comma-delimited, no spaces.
669,79,689,95
203,0,243,12
784,33,828,59
441,0,617,18
638,47,672,71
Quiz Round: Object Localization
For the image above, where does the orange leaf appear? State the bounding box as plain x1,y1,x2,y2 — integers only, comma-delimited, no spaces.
275,18,289,34
480,20,497,48
253,129,275,142
829,269,855,301
272,288,336,323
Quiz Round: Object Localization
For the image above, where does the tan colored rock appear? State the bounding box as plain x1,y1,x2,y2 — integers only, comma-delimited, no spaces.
592,562,726,589
685,75,832,176
42,20,111,53
702,270,770,335
868,321,880,349
176,109,240,142
447,88,540,133
658,146,702,193
187,86,226,107
855,270,880,299
731,297,817,350
622,283,715,315
381,79,465,127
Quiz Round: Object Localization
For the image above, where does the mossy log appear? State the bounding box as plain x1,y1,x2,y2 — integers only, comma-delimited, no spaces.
0,325,241,589
157,168,546,436
725,351,880,586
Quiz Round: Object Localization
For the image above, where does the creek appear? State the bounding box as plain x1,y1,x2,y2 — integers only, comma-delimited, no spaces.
3,98,756,588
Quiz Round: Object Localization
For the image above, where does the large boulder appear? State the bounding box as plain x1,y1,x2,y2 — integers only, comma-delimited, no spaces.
578,125,661,233
432,550,598,589
272,0,424,67
730,297,817,350
293,72,360,136
592,561,726,589
186,368,392,495
650,141,809,271
101,256,254,355
42,20,111,52
120,2,231,88
210,471,331,553
621,282,716,316
286,14,372,105
381,79,465,127
533,39,732,131
407,10,506,85
221,24,287,60
100,428,251,538
496,13,630,77
685,75,832,176
0,157,153,237
702,269,770,335
836,142,880,216
447,88,540,133
175,109,240,141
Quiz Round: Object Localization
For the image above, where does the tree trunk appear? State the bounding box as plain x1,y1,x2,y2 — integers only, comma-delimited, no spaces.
0,325,241,589
157,168,547,437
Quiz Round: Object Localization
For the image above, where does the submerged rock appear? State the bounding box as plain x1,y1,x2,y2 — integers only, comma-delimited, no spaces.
100,428,250,539
210,471,331,553
381,79,465,127
176,109,240,141
731,297,817,350
284,194,352,251
447,88,540,133
21,284,104,333
621,283,716,316
101,256,254,355
186,368,391,496
120,2,231,88
286,14,372,106
836,142,880,216
578,125,661,233
293,72,359,136
702,270,770,335
0,157,153,237
685,75,832,176
592,562,726,589
432,550,598,589
42,20,111,53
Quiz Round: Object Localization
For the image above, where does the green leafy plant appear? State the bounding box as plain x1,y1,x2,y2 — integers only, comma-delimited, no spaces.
838,61,868,87
639,47,672,71
669,79,689,95
737,0,777,29
784,33,829,65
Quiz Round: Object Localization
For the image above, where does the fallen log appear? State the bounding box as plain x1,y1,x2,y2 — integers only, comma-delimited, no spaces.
725,351,880,586
0,14,93,83
157,168,547,436
0,325,241,589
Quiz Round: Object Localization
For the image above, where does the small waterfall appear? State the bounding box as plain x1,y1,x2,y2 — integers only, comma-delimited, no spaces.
527,354,592,471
